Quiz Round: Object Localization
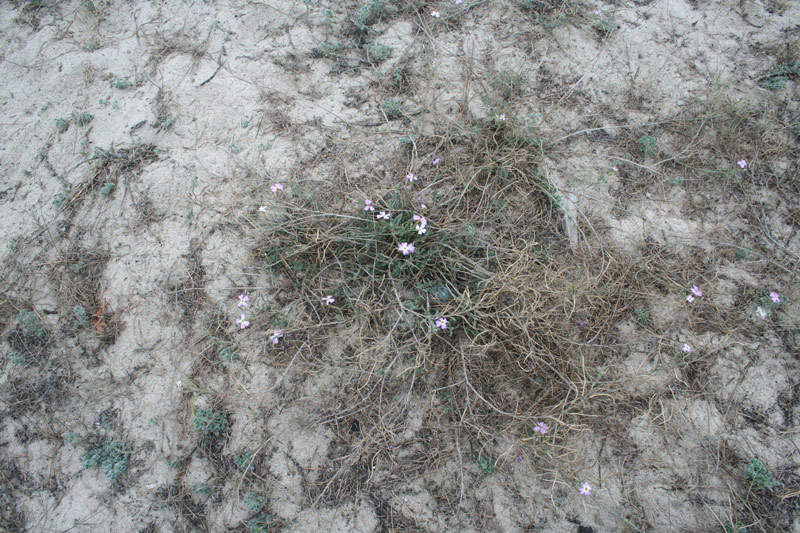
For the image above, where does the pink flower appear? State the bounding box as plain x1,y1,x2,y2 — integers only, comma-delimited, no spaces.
236,314,250,329
579,482,592,495
770,291,781,304
430,10,440,17
454,0,462,3
690,285,703,297
237,294,249,307
686,295,695,303
397,242,416,255
682,343,692,353
432,158,441,165
578,320,589,327
414,214,428,234
322,295,335,305
270,183,284,193
236,209,244,218
364,199,375,212
435,317,448,330
269,330,283,344
406,172,417,183
376,211,391,220
533,421,549,435
737,159,748,169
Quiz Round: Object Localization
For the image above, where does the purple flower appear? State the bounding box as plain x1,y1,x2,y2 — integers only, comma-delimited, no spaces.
364,199,375,212
376,211,391,220
430,10,440,17
770,291,781,304
406,172,417,183
397,242,416,255
690,285,703,297
578,319,589,327
533,421,549,435
435,317,448,330
579,482,592,495
269,330,283,344
686,295,695,303
237,294,249,307
270,183,284,193
322,295,335,305
432,158,441,165
236,314,250,329
737,159,748,169
682,343,692,353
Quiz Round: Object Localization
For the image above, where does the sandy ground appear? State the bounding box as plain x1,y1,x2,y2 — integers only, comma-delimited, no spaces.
1,0,799,531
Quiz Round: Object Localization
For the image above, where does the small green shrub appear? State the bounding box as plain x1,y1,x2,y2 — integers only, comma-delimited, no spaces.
7,351,25,365
73,305,89,323
17,310,46,339
112,77,133,89
55,117,69,132
356,0,386,27
637,135,657,156
244,492,266,512
99,182,116,198
725,523,746,533
476,454,495,474
71,112,94,126
235,450,253,471
381,98,402,119
82,439,132,480
758,62,799,91
368,43,392,62
194,408,228,436
594,17,618,36
744,459,778,491
311,41,342,58
220,346,238,361
53,192,66,207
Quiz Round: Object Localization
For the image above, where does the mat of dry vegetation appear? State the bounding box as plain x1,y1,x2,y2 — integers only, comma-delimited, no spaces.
1,0,799,531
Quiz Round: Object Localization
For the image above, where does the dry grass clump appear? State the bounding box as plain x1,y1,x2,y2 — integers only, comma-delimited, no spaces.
250,118,639,441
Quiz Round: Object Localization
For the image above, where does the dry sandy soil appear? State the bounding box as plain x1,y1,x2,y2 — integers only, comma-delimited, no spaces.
1,0,799,532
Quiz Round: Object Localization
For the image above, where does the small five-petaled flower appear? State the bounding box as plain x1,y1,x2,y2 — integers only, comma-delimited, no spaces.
497,113,506,121
432,158,441,165
533,421,549,435
406,172,417,183
364,199,375,212
579,482,592,496
686,295,695,303
269,330,283,344
377,211,391,220
413,214,428,234
236,314,250,329
682,343,692,353
431,10,440,17
270,183,284,193
435,317,448,330
397,242,416,255
770,291,781,304
237,294,249,307
737,159,748,169
690,285,703,297
322,295,335,305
